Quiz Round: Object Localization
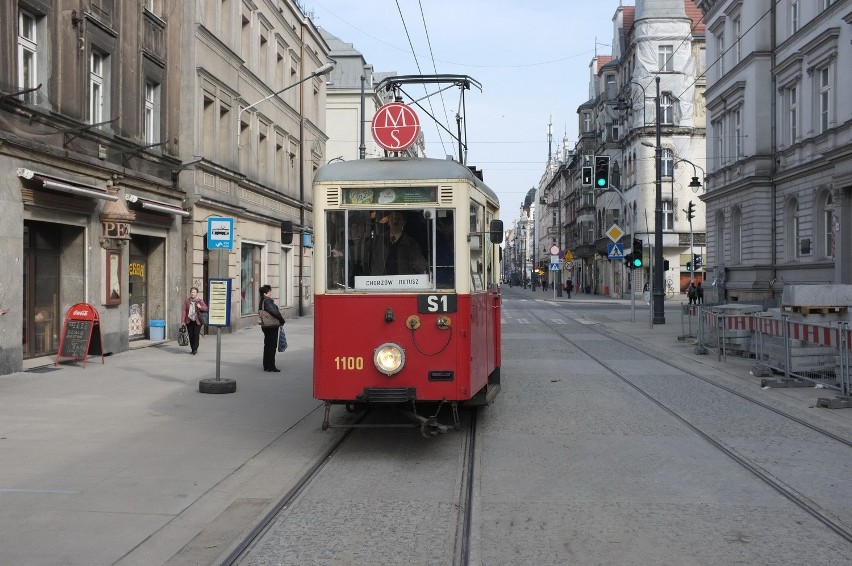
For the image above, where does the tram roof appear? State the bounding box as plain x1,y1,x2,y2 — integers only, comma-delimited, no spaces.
314,157,499,205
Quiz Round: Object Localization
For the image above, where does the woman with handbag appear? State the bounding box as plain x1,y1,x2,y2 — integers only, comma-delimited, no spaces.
259,284,285,372
180,286,208,355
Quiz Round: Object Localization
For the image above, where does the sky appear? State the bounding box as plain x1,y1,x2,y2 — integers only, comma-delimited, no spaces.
305,0,631,226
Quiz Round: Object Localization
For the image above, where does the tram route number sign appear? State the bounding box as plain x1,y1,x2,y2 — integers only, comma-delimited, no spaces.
417,294,457,313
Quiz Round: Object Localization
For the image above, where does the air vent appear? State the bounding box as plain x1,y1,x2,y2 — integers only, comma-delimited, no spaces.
326,189,341,207
439,186,453,204
360,387,416,403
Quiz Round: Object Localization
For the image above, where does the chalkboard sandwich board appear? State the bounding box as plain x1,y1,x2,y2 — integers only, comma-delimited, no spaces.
55,303,104,368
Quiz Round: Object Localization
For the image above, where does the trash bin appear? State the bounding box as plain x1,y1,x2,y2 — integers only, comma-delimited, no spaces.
149,319,165,340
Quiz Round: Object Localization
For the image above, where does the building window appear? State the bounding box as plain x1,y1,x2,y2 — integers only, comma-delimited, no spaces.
733,16,741,65
717,32,725,77
820,193,834,259
661,148,673,177
90,52,108,124
819,67,830,133
731,206,742,264
788,199,805,260
821,0,833,11
240,243,263,315
791,1,799,34
658,45,674,72
734,109,742,158
144,81,160,144
788,85,798,143
583,112,592,133
17,9,39,103
660,93,673,124
605,75,616,99
715,210,726,264
716,119,726,166
662,200,674,231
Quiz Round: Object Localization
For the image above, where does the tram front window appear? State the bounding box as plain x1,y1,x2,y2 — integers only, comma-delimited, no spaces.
325,209,455,291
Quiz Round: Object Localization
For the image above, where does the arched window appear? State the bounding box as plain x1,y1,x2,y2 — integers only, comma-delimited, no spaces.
715,210,726,265
816,191,834,259
786,198,802,260
731,206,741,264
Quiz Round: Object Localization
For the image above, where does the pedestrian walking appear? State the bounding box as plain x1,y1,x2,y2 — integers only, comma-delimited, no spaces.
687,282,697,305
259,284,286,372
696,282,704,304
565,279,572,298
180,287,208,355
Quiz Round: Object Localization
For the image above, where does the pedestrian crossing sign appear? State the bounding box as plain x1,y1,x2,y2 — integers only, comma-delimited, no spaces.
607,243,624,259
549,262,561,272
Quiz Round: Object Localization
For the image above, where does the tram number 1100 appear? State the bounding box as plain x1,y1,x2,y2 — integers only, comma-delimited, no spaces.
335,356,364,370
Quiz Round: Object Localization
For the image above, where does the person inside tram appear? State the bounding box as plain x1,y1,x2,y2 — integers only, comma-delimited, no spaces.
435,212,455,288
370,210,429,276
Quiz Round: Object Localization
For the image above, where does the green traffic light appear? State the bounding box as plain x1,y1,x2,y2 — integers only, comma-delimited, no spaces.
597,179,606,187
632,258,642,268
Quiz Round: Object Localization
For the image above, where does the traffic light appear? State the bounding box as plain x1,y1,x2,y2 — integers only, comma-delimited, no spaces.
686,200,695,222
631,238,643,268
581,166,593,186
594,155,610,189
663,259,670,271
624,252,634,268
693,254,702,269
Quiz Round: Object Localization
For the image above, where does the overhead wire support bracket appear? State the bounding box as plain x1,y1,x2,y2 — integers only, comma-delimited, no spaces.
373,74,481,164
61,117,119,147
0,83,42,102
118,140,169,165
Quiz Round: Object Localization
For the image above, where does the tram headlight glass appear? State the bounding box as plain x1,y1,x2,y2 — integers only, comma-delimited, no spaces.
374,342,405,376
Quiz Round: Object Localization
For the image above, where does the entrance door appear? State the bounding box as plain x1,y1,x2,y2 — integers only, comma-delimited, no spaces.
128,236,148,339
23,222,61,358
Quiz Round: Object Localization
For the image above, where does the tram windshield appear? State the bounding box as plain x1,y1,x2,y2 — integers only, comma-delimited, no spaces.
325,209,455,292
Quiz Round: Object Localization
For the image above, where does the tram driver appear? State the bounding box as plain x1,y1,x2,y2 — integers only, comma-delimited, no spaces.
370,210,429,276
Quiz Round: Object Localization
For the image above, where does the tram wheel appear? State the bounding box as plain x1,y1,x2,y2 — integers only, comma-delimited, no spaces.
199,377,237,394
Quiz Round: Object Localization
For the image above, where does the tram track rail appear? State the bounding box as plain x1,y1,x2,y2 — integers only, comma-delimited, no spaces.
512,297,852,545
219,406,480,565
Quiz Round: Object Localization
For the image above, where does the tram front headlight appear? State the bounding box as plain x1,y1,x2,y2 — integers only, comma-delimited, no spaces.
374,342,405,376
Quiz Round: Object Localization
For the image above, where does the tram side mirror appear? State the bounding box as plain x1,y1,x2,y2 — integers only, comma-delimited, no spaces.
489,220,504,244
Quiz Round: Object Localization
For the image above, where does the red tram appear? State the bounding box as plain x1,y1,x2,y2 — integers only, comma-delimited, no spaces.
312,157,502,434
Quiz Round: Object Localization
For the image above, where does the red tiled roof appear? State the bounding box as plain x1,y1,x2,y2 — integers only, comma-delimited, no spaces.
623,6,635,37
685,0,705,34
597,55,612,73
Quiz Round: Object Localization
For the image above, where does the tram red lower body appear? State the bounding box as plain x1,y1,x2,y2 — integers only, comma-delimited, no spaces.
313,292,500,403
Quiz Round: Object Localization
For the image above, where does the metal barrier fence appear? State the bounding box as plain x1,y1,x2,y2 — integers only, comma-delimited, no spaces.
680,305,852,408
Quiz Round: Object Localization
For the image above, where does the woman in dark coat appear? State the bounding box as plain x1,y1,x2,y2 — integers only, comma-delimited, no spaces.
180,286,208,355
259,284,286,372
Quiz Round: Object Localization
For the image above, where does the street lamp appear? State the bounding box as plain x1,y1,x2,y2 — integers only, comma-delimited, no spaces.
236,61,335,151
653,76,665,325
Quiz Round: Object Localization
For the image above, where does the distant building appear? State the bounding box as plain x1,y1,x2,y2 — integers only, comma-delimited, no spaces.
697,0,852,301
557,0,707,298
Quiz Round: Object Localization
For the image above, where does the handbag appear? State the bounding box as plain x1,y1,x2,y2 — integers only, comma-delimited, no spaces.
258,306,279,327
277,326,288,352
198,311,209,326
177,324,189,346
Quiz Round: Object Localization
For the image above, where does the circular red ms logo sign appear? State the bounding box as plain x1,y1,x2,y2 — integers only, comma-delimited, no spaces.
371,102,421,151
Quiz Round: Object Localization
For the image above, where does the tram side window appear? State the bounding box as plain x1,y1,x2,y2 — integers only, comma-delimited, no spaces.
469,202,485,292
326,210,345,290
435,210,454,289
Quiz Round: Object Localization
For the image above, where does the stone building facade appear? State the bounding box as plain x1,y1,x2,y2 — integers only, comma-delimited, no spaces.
697,0,852,302
0,0,186,373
